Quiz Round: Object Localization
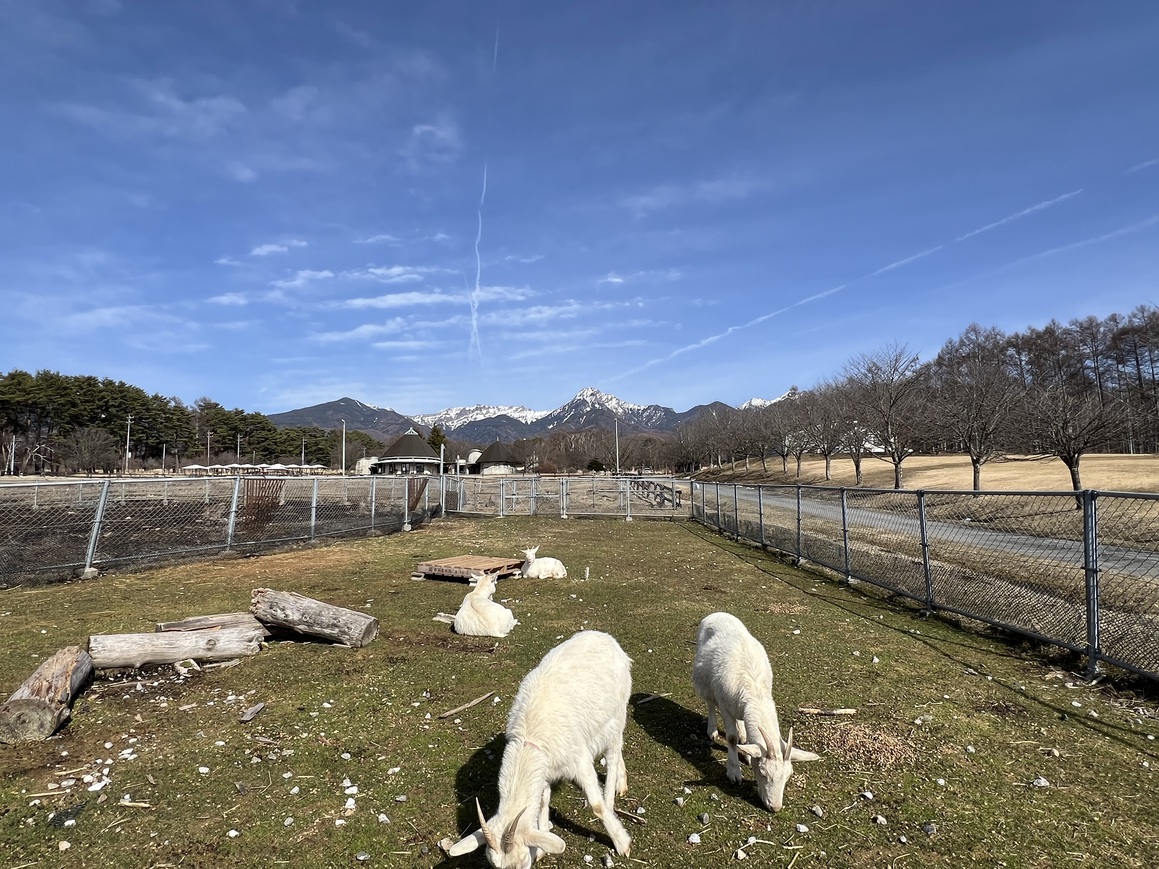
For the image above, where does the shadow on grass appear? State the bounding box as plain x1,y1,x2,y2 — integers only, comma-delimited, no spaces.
630,693,767,811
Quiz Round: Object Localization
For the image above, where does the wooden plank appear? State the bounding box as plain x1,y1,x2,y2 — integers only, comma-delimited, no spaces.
413,555,524,582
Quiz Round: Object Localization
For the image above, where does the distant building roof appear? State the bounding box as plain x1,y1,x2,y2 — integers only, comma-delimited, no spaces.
381,428,439,460
477,440,521,465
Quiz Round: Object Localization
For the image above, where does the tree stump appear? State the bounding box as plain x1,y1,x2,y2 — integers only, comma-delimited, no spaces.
155,612,272,638
250,588,379,648
88,627,264,670
0,646,94,743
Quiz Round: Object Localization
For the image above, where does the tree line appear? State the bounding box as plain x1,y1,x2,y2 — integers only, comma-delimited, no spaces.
0,371,384,476
5,304,1157,488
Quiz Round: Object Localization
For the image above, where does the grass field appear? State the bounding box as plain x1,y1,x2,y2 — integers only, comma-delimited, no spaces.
1,516,1157,868
698,452,1159,493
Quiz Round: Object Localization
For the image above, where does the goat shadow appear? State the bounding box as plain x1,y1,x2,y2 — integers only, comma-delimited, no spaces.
433,730,625,867
629,692,767,812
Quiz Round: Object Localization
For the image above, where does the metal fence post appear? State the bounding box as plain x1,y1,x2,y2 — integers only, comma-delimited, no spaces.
757,485,765,547
714,482,721,529
310,478,319,539
370,476,378,530
531,477,538,516
404,476,411,530
84,480,111,571
226,475,242,550
840,488,852,583
561,477,569,518
1083,489,1101,677
499,478,507,518
733,484,740,538
795,486,803,563
917,490,934,610
625,478,632,522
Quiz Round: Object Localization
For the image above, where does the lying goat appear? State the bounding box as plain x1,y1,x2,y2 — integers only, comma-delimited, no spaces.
520,546,567,579
692,611,819,811
447,630,633,866
452,572,518,638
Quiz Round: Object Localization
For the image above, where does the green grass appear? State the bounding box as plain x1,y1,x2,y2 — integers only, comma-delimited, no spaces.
1,517,1157,868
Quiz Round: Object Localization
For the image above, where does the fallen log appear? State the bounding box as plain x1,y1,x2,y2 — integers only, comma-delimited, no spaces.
88,627,264,670
0,646,94,743
155,612,272,638
250,588,379,648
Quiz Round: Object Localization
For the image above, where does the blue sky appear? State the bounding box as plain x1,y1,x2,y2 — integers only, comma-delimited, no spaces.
3,1,1158,416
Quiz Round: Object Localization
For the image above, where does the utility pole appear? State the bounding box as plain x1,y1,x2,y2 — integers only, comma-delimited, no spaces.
301,437,306,465
341,420,347,475
237,433,242,463
124,414,133,476
615,419,621,475
161,442,167,475
206,429,212,463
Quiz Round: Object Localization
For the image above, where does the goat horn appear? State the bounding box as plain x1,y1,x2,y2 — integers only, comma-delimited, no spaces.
758,724,782,760
502,807,528,853
476,798,500,852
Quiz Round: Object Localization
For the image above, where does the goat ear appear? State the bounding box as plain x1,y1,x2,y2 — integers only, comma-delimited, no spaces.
446,830,485,856
788,746,821,762
525,829,567,855
736,742,763,760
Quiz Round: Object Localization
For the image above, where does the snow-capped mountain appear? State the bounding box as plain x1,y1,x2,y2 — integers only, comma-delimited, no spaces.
412,404,550,431
532,387,677,433
740,390,795,410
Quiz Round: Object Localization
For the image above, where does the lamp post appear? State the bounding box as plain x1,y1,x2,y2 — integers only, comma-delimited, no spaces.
237,433,242,463
340,420,347,476
301,436,306,465
124,414,133,476
206,429,212,463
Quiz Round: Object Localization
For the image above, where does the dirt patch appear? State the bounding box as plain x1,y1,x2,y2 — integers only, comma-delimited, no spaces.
809,721,918,770
379,630,498,655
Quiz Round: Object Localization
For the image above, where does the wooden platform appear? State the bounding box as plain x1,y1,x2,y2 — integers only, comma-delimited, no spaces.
411,555,525,582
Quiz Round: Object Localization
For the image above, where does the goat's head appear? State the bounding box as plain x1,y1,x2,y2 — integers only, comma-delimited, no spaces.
471,572,497,598
446,799,565,868
737,726,820,812
520,546,539,561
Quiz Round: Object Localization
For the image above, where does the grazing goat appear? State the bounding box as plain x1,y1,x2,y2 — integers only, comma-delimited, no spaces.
520,546,568,579
447,630,633,866
453,573,518,638
692,611,819,811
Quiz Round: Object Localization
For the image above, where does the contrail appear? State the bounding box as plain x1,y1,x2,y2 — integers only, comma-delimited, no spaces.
468,162,488,358
954,189,1084,242
493,24,500,73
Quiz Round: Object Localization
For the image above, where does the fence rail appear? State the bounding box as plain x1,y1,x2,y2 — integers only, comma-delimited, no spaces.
691,481,1159,682
0,474,437,584
443,474,690,520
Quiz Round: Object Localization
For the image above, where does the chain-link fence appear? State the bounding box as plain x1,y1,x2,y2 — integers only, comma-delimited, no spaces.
444,475,690,520
692,481,1159,682
0,475,439,584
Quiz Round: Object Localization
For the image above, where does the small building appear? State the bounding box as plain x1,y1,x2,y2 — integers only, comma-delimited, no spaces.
476,440,524,475
368,429,441,475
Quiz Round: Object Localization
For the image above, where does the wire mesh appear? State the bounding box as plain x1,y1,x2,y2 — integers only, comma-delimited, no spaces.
691,482,1159,682
0,474,432,585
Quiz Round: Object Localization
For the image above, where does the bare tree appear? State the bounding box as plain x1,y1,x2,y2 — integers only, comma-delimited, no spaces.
927,324,1025,491
843,343,929,489
797,382,851,481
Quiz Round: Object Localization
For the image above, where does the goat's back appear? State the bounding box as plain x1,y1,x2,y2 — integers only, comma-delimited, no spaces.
692,612,773,705
507,631,630,762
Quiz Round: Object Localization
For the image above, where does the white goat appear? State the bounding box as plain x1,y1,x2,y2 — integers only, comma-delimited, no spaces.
691,611,819,811
520,546,567,579
447,630,633,866
453,573,518,638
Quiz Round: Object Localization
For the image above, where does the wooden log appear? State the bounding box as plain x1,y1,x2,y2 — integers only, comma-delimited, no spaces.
88,627,264,670
0,646,94,743
155,612,272,638
250,588,379,648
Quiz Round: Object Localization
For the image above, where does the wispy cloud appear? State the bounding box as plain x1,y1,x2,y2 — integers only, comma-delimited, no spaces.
209,292,249,306
954,189,1084,242
271,269,334,289
398,114,461,171
372,339,437,350
342,290,459,309
344,264,450,283
505,253,543,264
55,79,247,141
598,268,681,284
868,245,945,277
1127,157,1159,174
214,257,242,267
311,319,407,343
250,240,307,256
620,174,764,216
355,233,402,245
